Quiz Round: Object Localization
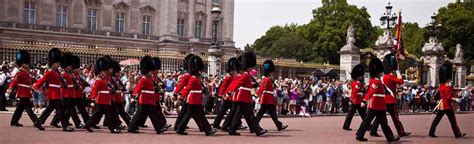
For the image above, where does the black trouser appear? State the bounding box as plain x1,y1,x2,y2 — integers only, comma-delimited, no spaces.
356,109,395,141
343,104,367,129
342,97,350,113
174,101,203,131
255,104,283,129
206,97,216,113
52,98,90,126
103,102,131,126
213,100,232,127
129,104,164,133
86,104,119,131
371,104,406,135
429,109,463,137
229,102,262,133
176,104,212,133
36,99,68,128
0,88,7,110
221,101,242,130
11,98,38,125
136,102,166,127
51,98,79,126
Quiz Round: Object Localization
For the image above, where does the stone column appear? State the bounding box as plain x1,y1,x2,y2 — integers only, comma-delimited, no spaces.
339,25,360,81
208,47,222,76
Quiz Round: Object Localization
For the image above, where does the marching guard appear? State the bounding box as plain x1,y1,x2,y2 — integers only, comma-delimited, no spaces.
355,58,399,142
212,57,238,129
32,48,74,132
8,50,38,127
255,59,288,131
110,60,131,127
221,56,246,132
428,61,467,138
370,53,411,137
84,56,121,133
175,55,216,136
342,64,366,130
69,55,90,127
151,57,172,129
127,56,167,134
226,52,267,136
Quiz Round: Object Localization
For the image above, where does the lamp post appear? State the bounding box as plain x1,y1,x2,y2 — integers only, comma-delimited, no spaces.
426,13,442,43
379,2,398,35
208,5,223,76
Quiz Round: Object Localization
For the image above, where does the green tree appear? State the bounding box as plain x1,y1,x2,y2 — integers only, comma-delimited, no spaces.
399,22,426,57
436,2,474,64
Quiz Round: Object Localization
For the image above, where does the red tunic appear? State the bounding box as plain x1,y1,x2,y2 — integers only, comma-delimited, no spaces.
438,83,454,110
61,72,75,98
152,74,162,102
111,76,124,103
8,69,32,98
33,68,62,100
227,72,253,103
350,80,364,105
90,77,112,105
133,76,156,105
181,75,203,105
174,73,191,96
72,72,83,99
363,78,386,111
382,74,404,104
218,74,234,101
256,77,275,104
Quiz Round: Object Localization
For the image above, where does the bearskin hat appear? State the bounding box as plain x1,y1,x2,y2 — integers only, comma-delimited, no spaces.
188,55,204,75
226,57,238,73
94,57,111,75
262,59,275,76
140,56,155,75
152,57,162,70
111,60,121,73
438,61,453,84
60,52,74,68
383,53,398,74
350,64,365,80
16,50,30,66
48,48,62,65
72,56,80,69
240,52,256,70
369,58,384,78
237,55,243,71
183,54,195,71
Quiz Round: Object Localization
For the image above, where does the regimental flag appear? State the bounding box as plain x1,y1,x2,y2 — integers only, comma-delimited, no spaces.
394,11,406,60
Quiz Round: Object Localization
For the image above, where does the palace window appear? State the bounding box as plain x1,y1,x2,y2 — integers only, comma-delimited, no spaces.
142,16,152,35
24,2,36,24
87,9,97,30
116,12,126,32
194,20,203,38
56,5,68,27
212,0,220,4
177,19,186,36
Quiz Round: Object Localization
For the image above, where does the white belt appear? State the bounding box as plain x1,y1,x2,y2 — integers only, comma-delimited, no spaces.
190,90,202,94
67,85,74,88
356,93,363,95
263,90,273,95
142,90,155,94
373,94,385,97
239,87,252,91
116,91,122,93
18,84,31,88
49,84,61,88
98,91,110,94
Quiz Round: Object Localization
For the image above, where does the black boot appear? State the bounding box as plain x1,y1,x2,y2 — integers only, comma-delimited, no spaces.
34,123,45,131
278,124,288,131
63,126,74,132
255,129,268,136
455,133,467,138
10,123,24,127
206,129,217,136
356,136,368,141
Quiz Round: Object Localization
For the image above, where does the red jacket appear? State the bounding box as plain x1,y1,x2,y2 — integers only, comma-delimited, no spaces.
363,78,386,111
181,75,203,105
227,73,241,102
61,71,75,98
72,72,83,99
227,72,253,103
174,73,191,96
111,76,124,103
33,68,62,100
350,80,363,105
438,83,454,110
152,74,163,102
256,77,275,104
218,74,234,101
90,77,112,105
8,69,32,98
133,76,156,105
382,74,404,104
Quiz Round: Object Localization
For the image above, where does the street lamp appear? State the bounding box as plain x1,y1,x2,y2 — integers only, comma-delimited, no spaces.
426,13,442,41
211,6,222,48
380,2,398,32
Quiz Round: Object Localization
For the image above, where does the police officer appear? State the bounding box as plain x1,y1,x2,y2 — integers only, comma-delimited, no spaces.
355,58,399,142
8,50,38,127
255,59,288,131
428,62,467,138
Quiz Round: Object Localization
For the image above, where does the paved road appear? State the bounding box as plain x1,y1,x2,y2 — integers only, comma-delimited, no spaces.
0,112,473,144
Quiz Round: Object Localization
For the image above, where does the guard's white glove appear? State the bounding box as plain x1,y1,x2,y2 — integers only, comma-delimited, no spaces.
361,102,366,107
5,93,10,101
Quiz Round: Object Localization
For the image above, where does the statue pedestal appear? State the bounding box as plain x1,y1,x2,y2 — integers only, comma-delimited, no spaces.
339,44,360,81
454,60,466,88
208,47,223,76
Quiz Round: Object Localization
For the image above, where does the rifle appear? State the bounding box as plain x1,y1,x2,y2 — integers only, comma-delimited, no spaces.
54,68,68,88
